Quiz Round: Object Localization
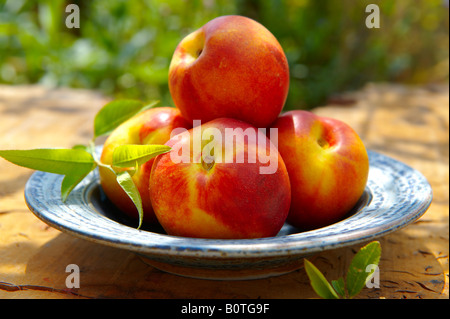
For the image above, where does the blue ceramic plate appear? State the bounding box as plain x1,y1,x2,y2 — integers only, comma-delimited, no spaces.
24,150,432,280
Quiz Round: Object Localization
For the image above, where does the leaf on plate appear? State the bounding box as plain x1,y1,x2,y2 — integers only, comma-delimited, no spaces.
112,144,171,168
72,144,88,151
93,99,159,139
0,148,96,175
304,259,340,299
0,148,97,201
61,167,95,202
346,241,381,298
116,170,144,229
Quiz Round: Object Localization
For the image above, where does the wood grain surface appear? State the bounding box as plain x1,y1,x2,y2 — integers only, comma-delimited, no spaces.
0,83,448,299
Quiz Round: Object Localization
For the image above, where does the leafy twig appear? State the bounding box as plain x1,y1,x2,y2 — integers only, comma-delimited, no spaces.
0,99,168,229
305,241,381,299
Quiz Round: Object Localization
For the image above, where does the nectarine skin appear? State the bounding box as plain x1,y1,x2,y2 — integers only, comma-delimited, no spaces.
169,15,290,128
270,110,369,230
149,118,291,239
99,107,191,224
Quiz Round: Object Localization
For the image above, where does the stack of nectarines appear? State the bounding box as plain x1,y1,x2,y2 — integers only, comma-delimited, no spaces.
100,15,369,239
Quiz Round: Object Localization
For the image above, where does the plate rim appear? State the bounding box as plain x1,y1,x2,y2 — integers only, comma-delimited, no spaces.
24,150,433,259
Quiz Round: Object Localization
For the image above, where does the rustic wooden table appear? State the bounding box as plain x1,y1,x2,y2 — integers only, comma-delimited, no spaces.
0,83,448,299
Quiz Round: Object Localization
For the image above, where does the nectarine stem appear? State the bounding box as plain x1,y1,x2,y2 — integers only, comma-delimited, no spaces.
317,137,329,149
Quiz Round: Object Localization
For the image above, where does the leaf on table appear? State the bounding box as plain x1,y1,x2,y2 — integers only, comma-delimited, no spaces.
304,259,340,299
331,277,346,298
346,241,381,298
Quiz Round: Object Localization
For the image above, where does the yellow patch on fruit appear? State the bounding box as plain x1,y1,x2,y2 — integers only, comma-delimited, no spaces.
186,208,235,239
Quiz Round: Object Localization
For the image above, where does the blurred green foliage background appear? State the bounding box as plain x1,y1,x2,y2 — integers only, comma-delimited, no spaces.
0,0,448,110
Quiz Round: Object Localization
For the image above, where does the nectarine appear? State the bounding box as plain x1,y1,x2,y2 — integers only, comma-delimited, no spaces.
169,15,290,128
99,107,191,224
270,110,369,230
149,118,291,239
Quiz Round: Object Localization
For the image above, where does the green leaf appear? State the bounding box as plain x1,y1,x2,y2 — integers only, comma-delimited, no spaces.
72,144,88,151
304,259,340,299
112,144,171,168
116,170,144,229
72,143,95,158
331,277,346,298
0,148,96,175
0,148,97,201
346,241,381,298
93,99,159,139
61,167,94,202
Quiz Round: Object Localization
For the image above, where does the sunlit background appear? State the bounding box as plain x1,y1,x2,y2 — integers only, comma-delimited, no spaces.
1,0,448,110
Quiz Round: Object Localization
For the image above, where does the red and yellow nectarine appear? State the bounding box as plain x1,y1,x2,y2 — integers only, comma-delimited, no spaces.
169,15,289,128
99,107,191,224
149,118,291,239
270,110,369,230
